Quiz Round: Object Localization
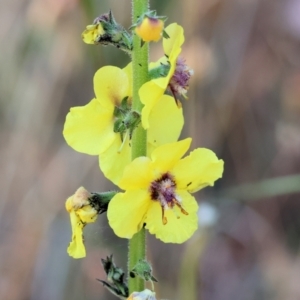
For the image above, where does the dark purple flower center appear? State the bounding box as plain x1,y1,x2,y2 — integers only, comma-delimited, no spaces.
150,173,188,225
150,173,176,204
168,57,193,103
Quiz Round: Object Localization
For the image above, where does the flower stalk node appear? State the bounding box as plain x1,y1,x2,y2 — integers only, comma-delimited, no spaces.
97,254,129,299
89,191,118,214
130,259,158,283
113,97,141,140
148,63,170,80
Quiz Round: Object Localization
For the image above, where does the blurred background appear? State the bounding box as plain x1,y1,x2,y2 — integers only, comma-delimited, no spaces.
1,0,300,299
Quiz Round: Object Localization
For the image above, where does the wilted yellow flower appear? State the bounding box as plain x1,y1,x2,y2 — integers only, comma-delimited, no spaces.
108,138,224,243
65,187,97,259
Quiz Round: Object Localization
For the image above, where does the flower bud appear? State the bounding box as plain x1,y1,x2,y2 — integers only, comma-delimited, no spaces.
97,255,129,299
82,10,132,54
130,259,158,283
135,16,164,42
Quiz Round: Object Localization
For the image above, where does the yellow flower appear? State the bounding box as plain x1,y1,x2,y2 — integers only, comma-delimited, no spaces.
65,187,98,259
63,64,184,185
127,289,157,300
81,12,133,54
140,23,193,129
107,138,224,243
135,17,164,42
82,23,105,44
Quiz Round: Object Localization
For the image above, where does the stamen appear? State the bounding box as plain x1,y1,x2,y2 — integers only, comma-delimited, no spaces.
168,57,193,101
172,206,181,219
173,199,189,215
161,206,167,225
150,173,189,225
117,131,128,153
168,84,182,108
180,207,188,215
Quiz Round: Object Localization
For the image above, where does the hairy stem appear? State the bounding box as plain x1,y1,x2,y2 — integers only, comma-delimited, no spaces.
128,0,149,294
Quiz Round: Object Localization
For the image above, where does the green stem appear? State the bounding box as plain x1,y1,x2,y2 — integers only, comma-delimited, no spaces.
128,0,149,294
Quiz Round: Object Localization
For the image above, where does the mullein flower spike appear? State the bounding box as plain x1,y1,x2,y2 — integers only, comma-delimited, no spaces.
63,5,225,299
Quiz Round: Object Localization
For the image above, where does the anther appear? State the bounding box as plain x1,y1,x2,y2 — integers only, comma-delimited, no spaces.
161,206,168,225
173,199,189,215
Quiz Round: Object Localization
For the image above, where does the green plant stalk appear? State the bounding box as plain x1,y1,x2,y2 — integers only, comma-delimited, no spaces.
128,0,149,294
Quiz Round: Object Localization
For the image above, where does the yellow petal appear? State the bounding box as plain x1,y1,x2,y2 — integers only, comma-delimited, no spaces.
65,196,73,212
99,92,184,185
94,66,129,108
140,81,164,129
63,99,116,155
119,157,154,190
145,190,198,243
148,95,184,150
67,211,86,258
139,23,184,131
172,148,224,193
163,23,184,58
99,135,131,186
77,206,98,224
82,24,104,44
81,24,97,44
151,138,192,174
82,28,95,44
107,191,150,239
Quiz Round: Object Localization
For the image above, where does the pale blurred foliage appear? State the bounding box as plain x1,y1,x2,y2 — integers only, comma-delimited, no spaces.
1,0,300,299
